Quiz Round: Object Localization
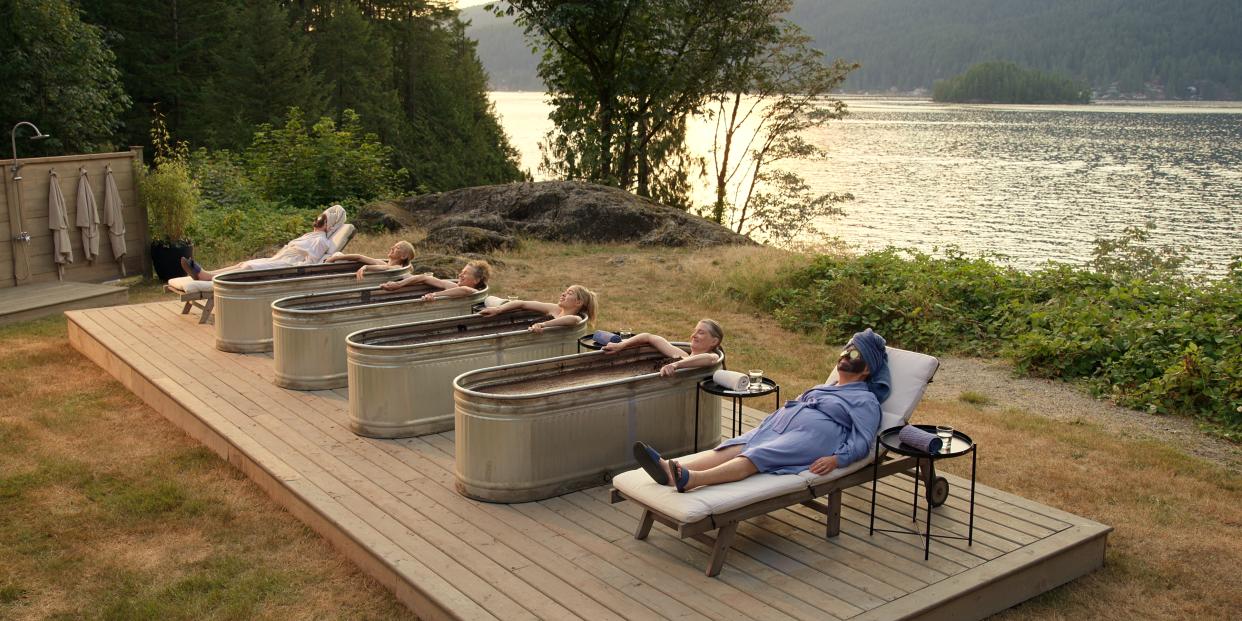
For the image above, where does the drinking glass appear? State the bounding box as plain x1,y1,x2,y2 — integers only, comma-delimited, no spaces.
618,329,634,339
936,425,954,452
747,369,764,391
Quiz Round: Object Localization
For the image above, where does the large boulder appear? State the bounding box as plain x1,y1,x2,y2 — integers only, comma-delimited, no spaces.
398,181,751,247
423,224,518,254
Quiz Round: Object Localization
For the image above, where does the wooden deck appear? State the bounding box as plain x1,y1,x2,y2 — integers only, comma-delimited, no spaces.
66,301,1111,621
1,280,126,327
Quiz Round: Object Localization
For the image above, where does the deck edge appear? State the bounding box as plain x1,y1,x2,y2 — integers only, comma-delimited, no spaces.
65,310,463,621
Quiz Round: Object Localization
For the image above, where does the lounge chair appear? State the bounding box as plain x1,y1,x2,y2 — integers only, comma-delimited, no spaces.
164,223,356,322
609,346,939,576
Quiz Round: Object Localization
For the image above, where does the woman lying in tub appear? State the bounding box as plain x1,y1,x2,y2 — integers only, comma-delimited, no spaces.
324,240,415,280
181,205,347,280
477,285,598,333
378,259,491,301
602,319,724,377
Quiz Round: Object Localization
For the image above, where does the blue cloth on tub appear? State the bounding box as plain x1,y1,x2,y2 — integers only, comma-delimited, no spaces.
592,330,622,345
716,381,881,474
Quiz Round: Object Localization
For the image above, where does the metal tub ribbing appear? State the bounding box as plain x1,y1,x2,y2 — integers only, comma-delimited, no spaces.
346,310,590,438
213,262,411,353
271,284,488,390
453,345,723,503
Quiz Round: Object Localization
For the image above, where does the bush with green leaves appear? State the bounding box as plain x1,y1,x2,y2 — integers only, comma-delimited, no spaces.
749,234,1242,436
246,108,406,209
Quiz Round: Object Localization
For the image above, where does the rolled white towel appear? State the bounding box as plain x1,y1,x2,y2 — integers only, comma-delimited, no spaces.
168,276,213,294
713,369,750,392
482,295,508,308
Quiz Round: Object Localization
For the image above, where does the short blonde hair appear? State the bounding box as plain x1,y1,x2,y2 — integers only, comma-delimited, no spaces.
394,241,415,265
567,284,598,324
466,260,492,287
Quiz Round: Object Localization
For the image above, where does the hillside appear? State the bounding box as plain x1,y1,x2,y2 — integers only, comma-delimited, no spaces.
462,0,1242,99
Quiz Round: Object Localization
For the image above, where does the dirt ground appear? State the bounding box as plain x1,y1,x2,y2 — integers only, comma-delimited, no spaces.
926,356,1242,473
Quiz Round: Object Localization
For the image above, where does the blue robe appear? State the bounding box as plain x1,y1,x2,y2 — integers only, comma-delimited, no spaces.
716,382,881,474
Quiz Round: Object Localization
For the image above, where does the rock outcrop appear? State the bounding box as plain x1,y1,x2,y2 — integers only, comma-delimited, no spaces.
392,181,751,250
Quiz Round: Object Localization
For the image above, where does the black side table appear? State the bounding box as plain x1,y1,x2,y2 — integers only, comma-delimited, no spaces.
695,377,780,451
869,425,977,561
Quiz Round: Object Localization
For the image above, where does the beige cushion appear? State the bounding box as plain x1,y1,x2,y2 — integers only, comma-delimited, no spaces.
613,468,808,524
615,347,939,522
329,223,356,253
168,276,212,294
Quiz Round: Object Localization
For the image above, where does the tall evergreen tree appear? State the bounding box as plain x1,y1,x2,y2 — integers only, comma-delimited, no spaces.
0,0,130,154
198,0,325,150
79,0,234,148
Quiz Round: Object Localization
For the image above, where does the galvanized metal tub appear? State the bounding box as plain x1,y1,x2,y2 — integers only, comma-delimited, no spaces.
213,262,411,353
453,344,723,503
346,310,590,438
271,284,488,390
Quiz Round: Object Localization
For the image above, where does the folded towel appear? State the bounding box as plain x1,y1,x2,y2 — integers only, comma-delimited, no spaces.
897,424,942,454
592,330,622,345
713,370,750,391
482,295,508,308
168,276,213,294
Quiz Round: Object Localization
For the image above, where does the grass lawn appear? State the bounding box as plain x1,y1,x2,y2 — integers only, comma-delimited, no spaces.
2,233,1239,619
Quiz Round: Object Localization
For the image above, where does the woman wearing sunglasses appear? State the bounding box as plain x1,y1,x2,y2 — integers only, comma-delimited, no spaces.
634,328,892,493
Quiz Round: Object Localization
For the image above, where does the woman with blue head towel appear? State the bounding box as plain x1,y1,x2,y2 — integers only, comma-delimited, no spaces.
634,328,891,492
602,319,724,378
477,284,598,332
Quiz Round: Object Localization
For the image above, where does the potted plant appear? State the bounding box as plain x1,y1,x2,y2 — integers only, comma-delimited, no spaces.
141,112,199,281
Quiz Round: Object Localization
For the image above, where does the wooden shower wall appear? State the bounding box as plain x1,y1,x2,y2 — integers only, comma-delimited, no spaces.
0,149,149,288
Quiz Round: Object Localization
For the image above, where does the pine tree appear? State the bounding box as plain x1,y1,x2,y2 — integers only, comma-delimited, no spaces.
198,0,325,150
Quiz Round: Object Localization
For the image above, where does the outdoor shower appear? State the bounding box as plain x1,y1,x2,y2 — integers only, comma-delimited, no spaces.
9,121,49,244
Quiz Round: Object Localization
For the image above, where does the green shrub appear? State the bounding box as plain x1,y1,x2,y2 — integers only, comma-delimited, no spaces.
246,107,406,209
140,161,198,245
757,237,1242,435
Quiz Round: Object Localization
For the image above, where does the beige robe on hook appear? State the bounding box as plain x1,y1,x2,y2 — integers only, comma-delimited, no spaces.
76,168,101,263
103,166,127,274
48,170,73,277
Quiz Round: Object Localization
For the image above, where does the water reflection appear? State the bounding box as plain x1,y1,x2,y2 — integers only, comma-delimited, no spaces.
490,93,1242,276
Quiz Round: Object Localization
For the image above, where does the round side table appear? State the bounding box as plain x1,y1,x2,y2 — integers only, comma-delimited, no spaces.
695,377,780,451
869,425,977,561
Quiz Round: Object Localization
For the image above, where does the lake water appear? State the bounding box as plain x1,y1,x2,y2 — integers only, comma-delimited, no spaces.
490,92,1242,275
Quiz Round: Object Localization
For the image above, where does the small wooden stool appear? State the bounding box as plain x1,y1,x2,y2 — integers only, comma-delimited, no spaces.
165,284,214,323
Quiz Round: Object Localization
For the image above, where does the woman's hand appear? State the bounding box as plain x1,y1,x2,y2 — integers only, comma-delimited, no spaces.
808,456,838,475
355,266,367,280
380,280,403,291
421,292,439,302
601,342,623,354
660,361,679,377
529,322,545,333
325,253,341,263
477,307,500,316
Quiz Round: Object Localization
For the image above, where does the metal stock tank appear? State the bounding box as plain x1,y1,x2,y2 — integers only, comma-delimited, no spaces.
453,344,723,503
346,310,590,438
271,284,487,390
213,262,410,353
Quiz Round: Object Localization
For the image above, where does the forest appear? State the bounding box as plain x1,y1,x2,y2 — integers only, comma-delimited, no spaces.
3,0,524,193
932,62,1091,104
465,0,1242,99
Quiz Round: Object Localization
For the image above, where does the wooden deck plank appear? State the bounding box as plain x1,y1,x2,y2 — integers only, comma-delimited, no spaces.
66,302,1110,621
96,305,530,620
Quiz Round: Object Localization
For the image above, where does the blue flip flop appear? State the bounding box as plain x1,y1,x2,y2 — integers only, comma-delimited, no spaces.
632,441,668,485
669,460,690,493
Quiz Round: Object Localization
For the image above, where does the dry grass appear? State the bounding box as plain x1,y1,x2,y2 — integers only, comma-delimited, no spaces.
3,233,1239,619
0,316,415,619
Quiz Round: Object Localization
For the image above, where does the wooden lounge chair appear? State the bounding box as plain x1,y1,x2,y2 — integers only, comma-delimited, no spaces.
164,224,356,322
610,346,940,576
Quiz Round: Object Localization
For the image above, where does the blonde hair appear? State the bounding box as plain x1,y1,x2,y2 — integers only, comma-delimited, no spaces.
698,318,724,348
466,260,492,287
394,241,415,265
567,284,598,325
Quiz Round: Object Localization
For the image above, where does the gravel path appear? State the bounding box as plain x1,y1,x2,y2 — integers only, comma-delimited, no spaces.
925,356,1242,473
